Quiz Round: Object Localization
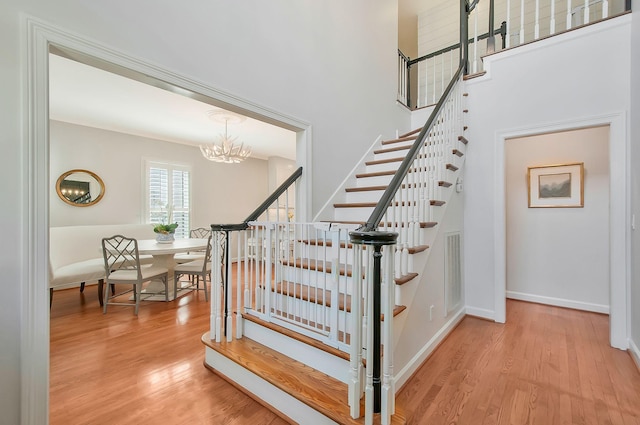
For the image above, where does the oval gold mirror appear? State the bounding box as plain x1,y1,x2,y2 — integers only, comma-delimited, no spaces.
55,169,105,207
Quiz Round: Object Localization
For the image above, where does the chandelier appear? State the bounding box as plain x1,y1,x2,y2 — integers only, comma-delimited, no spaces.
199,111,252,164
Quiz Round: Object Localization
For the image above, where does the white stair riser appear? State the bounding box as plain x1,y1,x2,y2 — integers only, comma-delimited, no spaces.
354,175,394,187
243,318,350,383
344,190,386,204
333,206,374,222
364,161,402,174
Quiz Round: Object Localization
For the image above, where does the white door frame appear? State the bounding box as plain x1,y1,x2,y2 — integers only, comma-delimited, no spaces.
23,16,312,424
494,112,629,349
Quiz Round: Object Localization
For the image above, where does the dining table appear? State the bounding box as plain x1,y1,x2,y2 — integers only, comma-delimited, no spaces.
136,238,209,301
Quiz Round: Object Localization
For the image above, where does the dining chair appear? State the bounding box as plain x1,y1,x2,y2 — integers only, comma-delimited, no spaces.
174,227,211,264
101,235,169,315
173,234,212,301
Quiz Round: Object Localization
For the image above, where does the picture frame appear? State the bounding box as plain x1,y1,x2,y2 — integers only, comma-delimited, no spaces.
527,162,584,208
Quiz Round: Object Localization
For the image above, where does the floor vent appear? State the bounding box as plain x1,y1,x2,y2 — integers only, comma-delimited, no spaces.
445,231,462,315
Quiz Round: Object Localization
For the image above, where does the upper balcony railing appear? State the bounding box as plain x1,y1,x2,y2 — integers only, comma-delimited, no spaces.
399,0,631,109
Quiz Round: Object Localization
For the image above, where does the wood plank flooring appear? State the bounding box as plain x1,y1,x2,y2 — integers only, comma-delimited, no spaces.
49,285,288,425
50,285,640,425
396,300,640,425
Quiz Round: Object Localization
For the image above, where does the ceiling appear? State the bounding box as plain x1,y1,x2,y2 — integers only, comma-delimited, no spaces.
48,53,297,161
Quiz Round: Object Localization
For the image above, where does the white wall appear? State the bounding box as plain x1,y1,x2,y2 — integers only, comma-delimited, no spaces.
630,4,640,366
464,16,630,320
50,120,269,228
505,126,610,313
3,1,406,422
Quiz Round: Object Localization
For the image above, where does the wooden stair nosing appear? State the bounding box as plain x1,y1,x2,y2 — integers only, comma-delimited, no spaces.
430,200,446,206
446,163,459,171
345,185,388,193
365,156,405,166
281,258,420,288
323,220,438,229
355,170,396,179
398,127,423,138
458,135,469,145
381,135,418,145
269,281,409,319
452,148,464,157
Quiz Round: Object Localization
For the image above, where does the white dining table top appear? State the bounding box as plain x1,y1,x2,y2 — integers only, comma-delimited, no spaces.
136,238,208,255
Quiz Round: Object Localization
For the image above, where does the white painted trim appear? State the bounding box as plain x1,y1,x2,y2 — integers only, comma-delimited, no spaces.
394,308,465,389
484,14,631,66
465,306,496,320
506,291,610,314
204,347,337,425
495,112,629,350
629,338,640,373
23,15,314,424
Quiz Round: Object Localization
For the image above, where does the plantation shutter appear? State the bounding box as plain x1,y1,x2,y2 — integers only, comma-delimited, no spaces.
146,162,191,239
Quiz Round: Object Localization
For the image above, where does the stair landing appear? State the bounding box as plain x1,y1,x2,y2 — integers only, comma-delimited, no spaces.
203,332,406,425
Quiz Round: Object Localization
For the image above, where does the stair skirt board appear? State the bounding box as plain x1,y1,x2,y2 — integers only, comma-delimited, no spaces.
243,316,350,383
204,346,340,425
393,307,466,389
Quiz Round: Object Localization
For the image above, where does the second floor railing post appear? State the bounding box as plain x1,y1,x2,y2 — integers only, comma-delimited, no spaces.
461,0,470,75
488,0,496,53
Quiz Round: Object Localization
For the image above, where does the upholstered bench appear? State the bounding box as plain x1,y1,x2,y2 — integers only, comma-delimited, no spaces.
49,224,156,306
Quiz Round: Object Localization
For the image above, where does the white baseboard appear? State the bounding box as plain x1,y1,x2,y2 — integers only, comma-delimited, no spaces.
394,308,465,389
629,338,640,373
464,306,495,321
506,291,610,314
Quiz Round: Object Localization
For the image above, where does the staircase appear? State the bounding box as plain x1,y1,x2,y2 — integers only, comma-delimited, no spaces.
203,68,468,423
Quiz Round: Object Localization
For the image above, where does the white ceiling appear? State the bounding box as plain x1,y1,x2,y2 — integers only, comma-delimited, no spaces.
48,54,297,161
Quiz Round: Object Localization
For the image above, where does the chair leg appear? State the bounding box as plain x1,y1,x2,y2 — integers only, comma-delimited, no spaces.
203,273,209,302
80,282,85,293
97,279,104,307
50,288,53,308
103,283,109,314
164,276,169,302
134,283,140,315
174,273,179,301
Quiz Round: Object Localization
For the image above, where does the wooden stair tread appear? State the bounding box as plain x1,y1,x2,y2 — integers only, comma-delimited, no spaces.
452,148,464,157
202,333,407,424
346,182,451,192
355,170,396,178
398,127,422,138
458,135,469,145
395,273,418,285
446,163,459,171
282,258,419,288
335,200,441,208
381,135,418,145
365,156,404,166
270,281,408,319
321,220,438,229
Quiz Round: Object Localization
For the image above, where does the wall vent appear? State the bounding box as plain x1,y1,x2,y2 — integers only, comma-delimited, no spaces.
445,231,462,315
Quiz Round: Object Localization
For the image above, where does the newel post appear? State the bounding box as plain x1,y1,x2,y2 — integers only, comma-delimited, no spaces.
349,230,398,417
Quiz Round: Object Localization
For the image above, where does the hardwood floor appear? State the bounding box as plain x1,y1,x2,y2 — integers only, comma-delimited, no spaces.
49,284,288,425
396,300,640,425
51,286,640,425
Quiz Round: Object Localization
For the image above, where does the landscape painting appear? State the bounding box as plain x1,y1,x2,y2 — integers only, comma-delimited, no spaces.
528,163,584,208
538,173,571,198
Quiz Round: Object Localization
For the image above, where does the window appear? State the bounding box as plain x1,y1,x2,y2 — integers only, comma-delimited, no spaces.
146,161,191,239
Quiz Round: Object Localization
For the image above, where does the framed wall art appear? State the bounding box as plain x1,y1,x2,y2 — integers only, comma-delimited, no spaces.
527,162,584,208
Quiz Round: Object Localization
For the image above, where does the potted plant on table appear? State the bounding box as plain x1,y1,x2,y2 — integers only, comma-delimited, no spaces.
153,222,178,243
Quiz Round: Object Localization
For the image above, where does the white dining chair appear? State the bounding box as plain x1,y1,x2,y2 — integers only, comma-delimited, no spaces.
173,234,212,301
101,235,169,315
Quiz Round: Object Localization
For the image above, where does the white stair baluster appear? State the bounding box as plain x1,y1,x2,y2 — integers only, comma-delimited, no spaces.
520,0,525,44
506,0,512,48
602,0,609,18
550,0,556,34
534,0,540,39
567,0,572,29
583,0,589,25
